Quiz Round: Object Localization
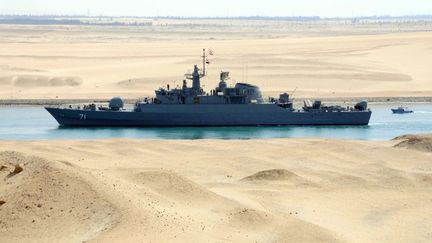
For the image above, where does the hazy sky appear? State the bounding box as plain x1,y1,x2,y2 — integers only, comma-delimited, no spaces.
1,0,432,17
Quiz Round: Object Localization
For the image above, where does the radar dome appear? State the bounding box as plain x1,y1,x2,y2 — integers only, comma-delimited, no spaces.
355,100,368,111
109,97,124,111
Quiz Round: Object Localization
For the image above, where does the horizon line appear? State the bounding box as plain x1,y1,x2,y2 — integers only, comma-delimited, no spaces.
1,14,432,19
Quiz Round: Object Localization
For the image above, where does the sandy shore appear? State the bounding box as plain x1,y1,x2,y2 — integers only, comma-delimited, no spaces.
1,135,432,242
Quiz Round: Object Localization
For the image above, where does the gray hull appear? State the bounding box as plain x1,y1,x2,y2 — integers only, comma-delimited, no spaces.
391,109,413,114
46,104,371,126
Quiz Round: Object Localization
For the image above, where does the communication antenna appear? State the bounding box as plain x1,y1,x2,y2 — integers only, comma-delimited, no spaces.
290,86,298,101
201,48,214,77
184,68,193,80
242,65,244,82
240,63,248,82
246,64,249,82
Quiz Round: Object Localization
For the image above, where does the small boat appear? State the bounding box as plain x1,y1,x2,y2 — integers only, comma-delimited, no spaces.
391,107,413,114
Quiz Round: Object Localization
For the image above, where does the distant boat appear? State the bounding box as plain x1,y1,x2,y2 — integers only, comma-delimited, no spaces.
391,107,413,114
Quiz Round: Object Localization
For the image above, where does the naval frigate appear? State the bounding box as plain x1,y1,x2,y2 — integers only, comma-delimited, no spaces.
45,50,371,126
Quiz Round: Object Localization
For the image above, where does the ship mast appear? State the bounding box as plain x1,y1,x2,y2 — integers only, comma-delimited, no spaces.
201,48,206,76
201,48,213,77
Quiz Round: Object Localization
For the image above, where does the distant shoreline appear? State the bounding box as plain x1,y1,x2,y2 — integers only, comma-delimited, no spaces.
1,96,432,106
1,15,432,27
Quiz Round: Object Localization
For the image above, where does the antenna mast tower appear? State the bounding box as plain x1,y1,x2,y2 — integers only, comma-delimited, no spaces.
201,48,213,77
201,48,207,76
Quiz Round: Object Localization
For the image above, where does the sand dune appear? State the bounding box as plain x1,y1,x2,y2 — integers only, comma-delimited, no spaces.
1,24,432,99
0,65,44,73
0,136,432,242
0,151,116,243
127,169,229,206
393,134,432,153
241,169,300,181
0,75,82,87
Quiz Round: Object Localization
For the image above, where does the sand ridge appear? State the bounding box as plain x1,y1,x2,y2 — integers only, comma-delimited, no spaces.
0,151,117,242
240,169,303,182
0,75,83,87
393,134,432,153
0,137,432,242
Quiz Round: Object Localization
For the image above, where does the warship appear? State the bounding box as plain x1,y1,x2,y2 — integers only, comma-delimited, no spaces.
46,50,371,126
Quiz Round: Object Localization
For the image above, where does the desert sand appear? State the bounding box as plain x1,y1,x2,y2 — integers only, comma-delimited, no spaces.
1,19,432,243
1,136,432,242
0,22,432,100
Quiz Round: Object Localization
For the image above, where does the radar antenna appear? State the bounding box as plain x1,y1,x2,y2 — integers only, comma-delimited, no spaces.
184,49,214,79
220,71,230,81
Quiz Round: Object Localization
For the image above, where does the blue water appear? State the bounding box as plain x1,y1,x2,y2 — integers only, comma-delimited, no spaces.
0,104,431,140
